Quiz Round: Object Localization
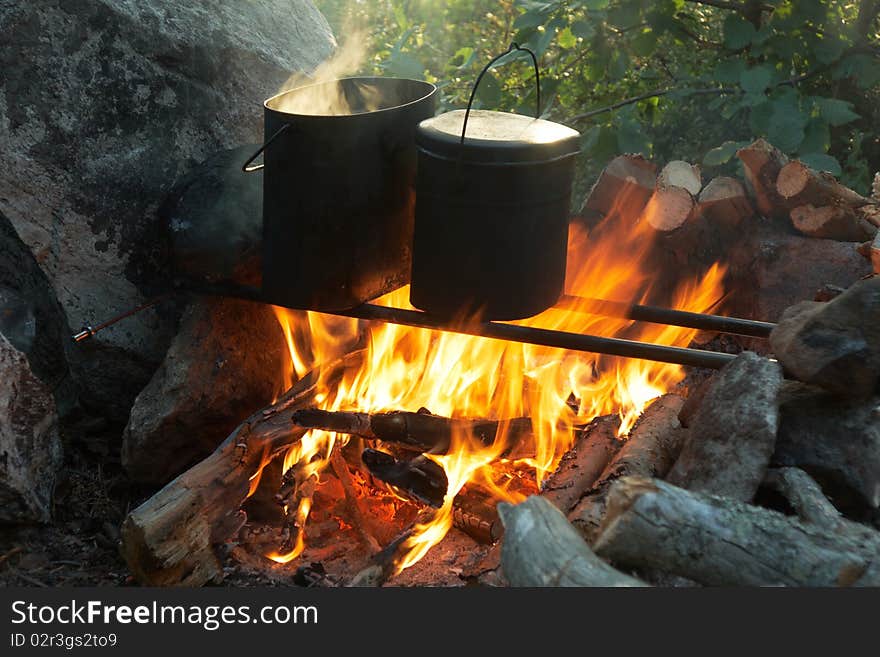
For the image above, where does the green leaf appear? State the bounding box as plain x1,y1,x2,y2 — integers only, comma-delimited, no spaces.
558,26,577,49
714,59,746,84
834,54,880,89
703,141,743,167
813,37,845,65
475,70,502,108
767,101,807,152
799,153,842,176
386,51,424,80
617,117,650,156
814,97,860,126
577,0,610,9
392,3,409,31
748,100,774,134
723,14,756,50
739,65,773,94
571,20,595,39
607,3,642,30
799,118,830,155
514,8,551,30
631,29,657,57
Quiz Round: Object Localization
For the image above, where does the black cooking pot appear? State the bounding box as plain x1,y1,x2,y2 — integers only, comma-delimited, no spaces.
409,46,580,321
243,77,436,311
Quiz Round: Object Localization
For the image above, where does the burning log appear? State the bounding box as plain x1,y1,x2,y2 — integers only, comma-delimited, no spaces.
772,382,880,509
120,350,363,586
578,154,657,227
361,448,448,508
347,517,429,587
329,449,381,552
593,476,880,587
736,139,789,218
292,408,533,456
667,352,783,502
789,204,876,242
498,495,645,587
761,467,843,529
361,448,504,544
568,394,687,543
539,414,621,514
696,176,754,231
639,160,700,232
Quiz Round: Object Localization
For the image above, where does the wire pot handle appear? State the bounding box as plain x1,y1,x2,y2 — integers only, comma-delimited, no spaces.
460,43,541,147
241,124,290,173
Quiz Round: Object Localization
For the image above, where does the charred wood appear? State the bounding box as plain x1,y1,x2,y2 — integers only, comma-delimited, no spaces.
540,414,621,514
361,448,447,508
593,476,880,587
498,495,645,587
292,408,533,457
569,394,687,543
120,351,363,586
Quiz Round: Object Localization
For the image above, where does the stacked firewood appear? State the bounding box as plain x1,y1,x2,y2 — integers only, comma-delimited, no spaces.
501,277,880,587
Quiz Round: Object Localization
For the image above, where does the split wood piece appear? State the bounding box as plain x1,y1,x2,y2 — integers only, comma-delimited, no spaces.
761,467,843,529
329,449,381,553
776,160,873,209
696,176,754,231
856,230,880,274
120,350,364,587
568,394,687,543
292,408,534,457
789,204,876,242
593,476,880,587
347,511,433,587
859,203,880,229
736,138,789,218
639,161,700,232
539,414,621,514
579,154,657,227
667,352,783,502
498,495,645,587
277,468,317,556
452,494,504,544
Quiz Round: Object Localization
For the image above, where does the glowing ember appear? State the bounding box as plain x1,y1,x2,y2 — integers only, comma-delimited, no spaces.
264,201,726,573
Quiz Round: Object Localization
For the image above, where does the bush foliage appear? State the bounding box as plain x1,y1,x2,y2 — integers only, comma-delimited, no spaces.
317,0,879,192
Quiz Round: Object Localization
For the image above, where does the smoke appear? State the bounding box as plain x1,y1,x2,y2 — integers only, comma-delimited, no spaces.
272,30,377,116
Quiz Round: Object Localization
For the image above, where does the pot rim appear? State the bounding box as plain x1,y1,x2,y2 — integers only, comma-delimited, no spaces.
264,76,437,117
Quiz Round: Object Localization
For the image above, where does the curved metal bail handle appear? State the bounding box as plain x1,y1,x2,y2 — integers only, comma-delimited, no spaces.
460,43,542,147
241,124,290,173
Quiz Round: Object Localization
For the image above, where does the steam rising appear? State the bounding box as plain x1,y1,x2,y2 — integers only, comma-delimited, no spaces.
273,31,381,116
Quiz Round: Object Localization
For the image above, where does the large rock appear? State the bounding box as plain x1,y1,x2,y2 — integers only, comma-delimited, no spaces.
770,277,880,397
0,211,74,412
772,382,880,509
122,297,289,484
0,1,335,420
0,333,62,523
726,219,870,325
668,352,782,502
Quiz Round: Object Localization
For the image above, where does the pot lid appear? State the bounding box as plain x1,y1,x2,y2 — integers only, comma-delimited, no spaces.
416,109,580,164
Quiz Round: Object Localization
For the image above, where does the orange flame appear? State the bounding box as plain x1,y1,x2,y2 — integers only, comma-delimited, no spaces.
267,196,726,573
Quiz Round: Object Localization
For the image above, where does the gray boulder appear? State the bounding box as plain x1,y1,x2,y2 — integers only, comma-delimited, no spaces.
770,277,880,397
122,297,289,484
0,333,62,523
0,0,334,420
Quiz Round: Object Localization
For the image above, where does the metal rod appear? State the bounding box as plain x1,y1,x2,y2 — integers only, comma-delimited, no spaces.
557,295,775,338
339,303,736,370
71,294,171,343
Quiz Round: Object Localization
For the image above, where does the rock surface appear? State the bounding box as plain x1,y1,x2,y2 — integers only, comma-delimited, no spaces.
0,211,73,412
122,297,289,484
0,1,335,419
727,219,870,325
668,352,782,502
772,382,880,509
0,333,62,523
770,277,880,398
163,146,263,287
